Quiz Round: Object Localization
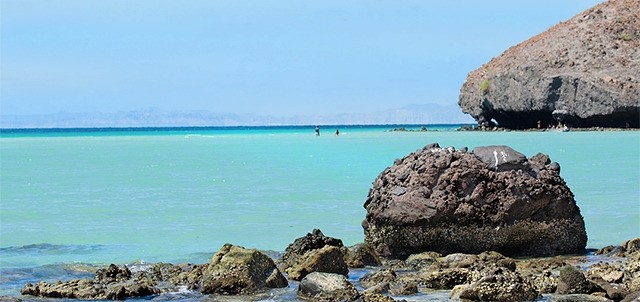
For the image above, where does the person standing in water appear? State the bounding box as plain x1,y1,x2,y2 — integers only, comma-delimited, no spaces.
315,126,320,136
335,129,339,136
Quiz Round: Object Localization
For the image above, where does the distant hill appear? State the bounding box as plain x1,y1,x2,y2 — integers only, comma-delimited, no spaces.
0,103,473,128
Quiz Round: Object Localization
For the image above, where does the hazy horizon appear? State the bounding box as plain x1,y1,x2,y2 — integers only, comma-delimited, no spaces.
0,102,475,128
1,0,603,124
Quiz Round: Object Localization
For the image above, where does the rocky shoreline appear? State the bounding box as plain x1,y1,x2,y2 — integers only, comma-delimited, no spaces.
14,231,640,302
13,143,640,301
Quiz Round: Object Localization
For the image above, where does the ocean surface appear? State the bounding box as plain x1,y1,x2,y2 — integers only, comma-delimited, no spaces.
1,124,639,300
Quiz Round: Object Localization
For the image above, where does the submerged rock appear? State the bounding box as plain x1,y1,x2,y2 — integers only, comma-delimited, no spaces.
458,0,640,129
363,143,587,259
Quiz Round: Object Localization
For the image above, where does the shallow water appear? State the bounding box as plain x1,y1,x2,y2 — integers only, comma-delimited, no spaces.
1,125,639,300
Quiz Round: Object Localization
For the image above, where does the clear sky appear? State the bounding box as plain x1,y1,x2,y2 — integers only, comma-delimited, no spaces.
1,0,603,118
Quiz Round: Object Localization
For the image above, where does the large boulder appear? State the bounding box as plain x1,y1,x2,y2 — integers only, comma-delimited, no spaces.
199,244,287,295
363,143,587,259
458,0,639,129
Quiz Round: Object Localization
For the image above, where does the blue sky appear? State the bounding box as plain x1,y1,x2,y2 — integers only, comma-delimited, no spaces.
1,0,602,118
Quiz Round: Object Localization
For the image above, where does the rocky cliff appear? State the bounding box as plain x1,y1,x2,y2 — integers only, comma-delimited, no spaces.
458,0,639,129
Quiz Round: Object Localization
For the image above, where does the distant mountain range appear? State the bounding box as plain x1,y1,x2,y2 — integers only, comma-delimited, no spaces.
0,103,474,128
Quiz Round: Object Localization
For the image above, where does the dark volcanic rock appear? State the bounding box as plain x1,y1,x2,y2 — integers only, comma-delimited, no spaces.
458,0,640,129
363,143,587,259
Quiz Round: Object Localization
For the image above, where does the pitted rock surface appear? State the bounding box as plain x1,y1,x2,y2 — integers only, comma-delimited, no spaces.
363,143,587,259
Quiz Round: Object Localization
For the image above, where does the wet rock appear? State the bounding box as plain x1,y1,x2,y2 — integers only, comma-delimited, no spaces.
21,267,161,300
199,244,287,295
95,264,132,283
363,144,587,259
297,272,360,302
286,245,348,281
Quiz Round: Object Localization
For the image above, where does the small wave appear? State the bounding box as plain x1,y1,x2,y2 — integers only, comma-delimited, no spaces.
0,243,106,255
184,134,216,139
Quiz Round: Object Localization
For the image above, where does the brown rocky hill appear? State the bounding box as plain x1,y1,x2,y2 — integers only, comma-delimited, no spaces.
458,0,639,129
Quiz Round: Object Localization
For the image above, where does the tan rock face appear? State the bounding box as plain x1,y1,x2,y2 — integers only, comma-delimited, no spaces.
458,0,640,129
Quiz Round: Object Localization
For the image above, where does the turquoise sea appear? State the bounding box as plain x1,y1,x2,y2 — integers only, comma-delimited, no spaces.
1,125,639,300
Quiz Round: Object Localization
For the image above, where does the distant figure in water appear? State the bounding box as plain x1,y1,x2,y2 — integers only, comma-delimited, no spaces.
315,126,320,136
335,129,339,136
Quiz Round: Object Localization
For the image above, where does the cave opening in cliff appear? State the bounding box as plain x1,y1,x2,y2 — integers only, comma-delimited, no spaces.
561,109,640,128
490,110,555,130
487,108,640,129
